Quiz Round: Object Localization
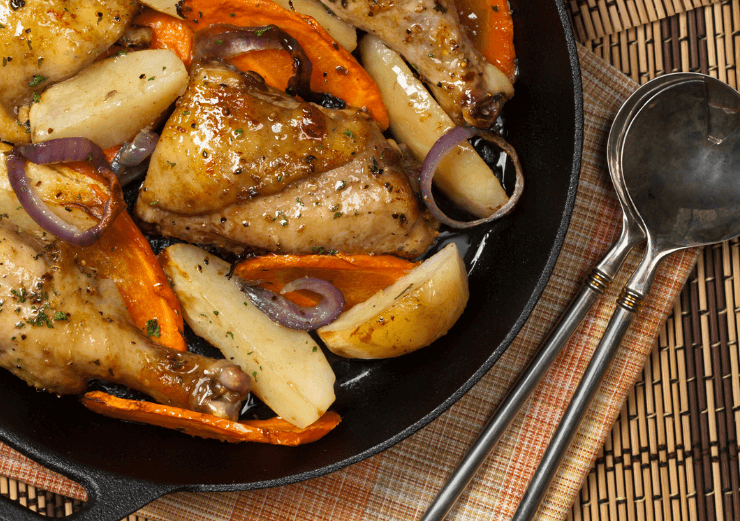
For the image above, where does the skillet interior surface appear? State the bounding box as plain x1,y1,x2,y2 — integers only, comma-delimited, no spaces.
0,0,583,507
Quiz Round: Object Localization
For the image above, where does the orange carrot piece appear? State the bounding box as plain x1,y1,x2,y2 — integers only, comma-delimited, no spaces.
75,211,187,352
458,0,516,81
133,9,195,67
181,0,389,129
81,391,341,444
62,155,186,352
233,253,418,310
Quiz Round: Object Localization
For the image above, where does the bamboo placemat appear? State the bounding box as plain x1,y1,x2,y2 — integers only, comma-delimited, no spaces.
1,1,738,520
571,2,740,520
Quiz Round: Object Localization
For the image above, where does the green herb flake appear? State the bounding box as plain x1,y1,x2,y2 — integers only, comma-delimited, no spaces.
28,74,47,87
32,92,40,103
234,128,244,136
255,25,274,37
333,211,343,219
213,310,219,316
226,331,234,339
145,319,160,338
53,311,68,321
343,129,355,138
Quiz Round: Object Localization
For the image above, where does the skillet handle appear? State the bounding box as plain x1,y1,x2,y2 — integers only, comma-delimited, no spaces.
0,470,177,520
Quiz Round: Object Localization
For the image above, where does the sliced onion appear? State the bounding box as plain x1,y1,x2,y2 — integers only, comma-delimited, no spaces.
420,126,524,228
110,129,159,177
6,137,125,247
236,276,345,330
193,24,345,108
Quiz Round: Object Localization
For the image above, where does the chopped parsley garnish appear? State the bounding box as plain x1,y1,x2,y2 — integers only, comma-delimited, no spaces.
28,74,47,87
145,319,161,338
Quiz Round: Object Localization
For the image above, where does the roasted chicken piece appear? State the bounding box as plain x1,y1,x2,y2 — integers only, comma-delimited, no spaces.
316,0,514,128
0,222,251,420
0,0,139,143
136,61,437,258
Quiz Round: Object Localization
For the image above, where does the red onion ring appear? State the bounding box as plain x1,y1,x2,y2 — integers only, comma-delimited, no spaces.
110,129,159,176
236,276,345,330
193,24,344,108
6,137,125,247
420,126,524,228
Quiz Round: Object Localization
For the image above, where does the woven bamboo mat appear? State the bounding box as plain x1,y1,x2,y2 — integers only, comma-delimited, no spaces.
1,1,739,520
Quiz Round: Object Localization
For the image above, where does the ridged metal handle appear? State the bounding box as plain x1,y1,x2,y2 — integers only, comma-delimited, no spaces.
420,215,644,521
512,242,665,521
511,290,642,520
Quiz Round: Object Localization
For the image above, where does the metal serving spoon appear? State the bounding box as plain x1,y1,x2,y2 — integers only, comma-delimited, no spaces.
421,73,739,520
511,74,740,519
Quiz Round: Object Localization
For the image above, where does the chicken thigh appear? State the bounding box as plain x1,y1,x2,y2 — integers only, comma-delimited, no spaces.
0,0,138,143
0,222,251,420
136,61,437,258
315,0,513,127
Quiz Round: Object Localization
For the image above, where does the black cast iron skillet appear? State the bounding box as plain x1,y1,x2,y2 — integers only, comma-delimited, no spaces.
0,1,583,519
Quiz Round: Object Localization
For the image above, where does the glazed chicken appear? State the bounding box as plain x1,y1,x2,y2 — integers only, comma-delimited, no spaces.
316,0,514,127
0,222,252,420
0,0,138,143
136,60,437,258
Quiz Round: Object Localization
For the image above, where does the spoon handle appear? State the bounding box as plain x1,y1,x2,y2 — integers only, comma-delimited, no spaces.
420,217,644,521
511,248,662,521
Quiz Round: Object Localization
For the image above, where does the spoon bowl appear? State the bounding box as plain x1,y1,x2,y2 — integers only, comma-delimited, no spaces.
512,73,740,520
621,77,740,251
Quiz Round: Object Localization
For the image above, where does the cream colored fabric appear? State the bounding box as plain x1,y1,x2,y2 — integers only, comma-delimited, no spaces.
0,47,698,520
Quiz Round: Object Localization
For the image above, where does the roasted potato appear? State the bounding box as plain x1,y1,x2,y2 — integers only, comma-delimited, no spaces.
318,243,469,358
160,243,336,429
30,49,188,149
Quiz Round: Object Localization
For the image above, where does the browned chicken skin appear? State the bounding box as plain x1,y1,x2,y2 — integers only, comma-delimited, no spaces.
136,61,437,258
0,0,138,143
318,0,513,127
0,222,252,420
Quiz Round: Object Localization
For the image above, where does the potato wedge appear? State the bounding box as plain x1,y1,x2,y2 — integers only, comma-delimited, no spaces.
30,49,188,149
160,243,336,429
358,35,508,218
271,0,357,51
318,243,469,359
138,0,184,19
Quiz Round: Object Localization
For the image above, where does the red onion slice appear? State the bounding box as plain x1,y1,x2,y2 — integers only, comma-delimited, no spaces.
110,129,159,176
420,126,524,228
6,137,125,247
193,24,344,108
237,276,345,330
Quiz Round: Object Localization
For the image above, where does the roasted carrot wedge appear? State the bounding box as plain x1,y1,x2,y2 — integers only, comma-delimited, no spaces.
133,9,195,67
232,253,419,310
181,0,389,129
81,391,341,444
458,0,516,81
74,211,187,352
65,156,186,352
